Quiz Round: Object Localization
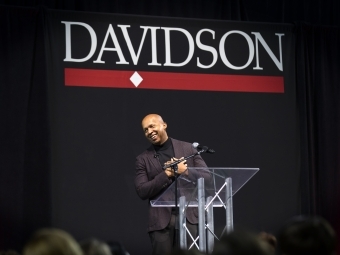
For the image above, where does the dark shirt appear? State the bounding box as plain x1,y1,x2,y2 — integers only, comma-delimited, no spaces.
153,138,175,167
153,138,177,214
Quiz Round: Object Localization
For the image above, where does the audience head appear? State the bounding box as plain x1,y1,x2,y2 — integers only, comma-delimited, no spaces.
212,230,271,255
0,250,20,255
105,241,130,255
22,228,82,255
258,232,277,255
80,238,111,255
166,248,204,255
278,215,336,255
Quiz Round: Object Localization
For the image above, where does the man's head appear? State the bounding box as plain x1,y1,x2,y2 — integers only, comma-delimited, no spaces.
141,114,168,145
278,215,336,255
23,228,83,255
80,238,112,255
212,230,271,255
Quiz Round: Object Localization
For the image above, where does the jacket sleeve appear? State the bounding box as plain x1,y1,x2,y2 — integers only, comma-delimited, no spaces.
134,156,172,200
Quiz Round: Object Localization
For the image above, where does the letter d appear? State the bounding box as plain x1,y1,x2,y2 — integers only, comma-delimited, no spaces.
62,21,97,62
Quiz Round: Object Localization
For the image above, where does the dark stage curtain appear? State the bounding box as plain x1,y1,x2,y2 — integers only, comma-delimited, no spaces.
0,6,50,250
0,0,248,21
0,0,339,26
296,22,340,235
0,0,340,252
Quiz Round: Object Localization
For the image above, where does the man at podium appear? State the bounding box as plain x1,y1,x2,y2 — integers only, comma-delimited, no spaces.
134,114,209,255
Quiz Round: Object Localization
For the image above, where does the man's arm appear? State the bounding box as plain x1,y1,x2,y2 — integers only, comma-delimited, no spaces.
134,157,173,200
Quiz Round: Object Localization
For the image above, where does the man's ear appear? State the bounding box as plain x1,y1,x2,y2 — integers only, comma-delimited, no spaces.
163,122,167,129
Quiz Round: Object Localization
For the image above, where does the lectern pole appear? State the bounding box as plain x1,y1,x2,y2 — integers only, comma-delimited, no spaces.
225,177,234,233
198,178,206,253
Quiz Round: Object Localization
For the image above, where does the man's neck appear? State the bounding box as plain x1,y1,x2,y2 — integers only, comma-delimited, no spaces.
153,137,171,149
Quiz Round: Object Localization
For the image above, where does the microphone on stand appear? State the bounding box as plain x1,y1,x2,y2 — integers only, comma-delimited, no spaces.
192,142,215,154
162,142,215,170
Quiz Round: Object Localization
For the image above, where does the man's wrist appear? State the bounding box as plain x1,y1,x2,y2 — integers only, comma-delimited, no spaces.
164,170,172,177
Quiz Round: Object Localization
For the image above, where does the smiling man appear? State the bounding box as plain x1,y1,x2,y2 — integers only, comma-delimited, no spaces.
134,114,210,255
143,114,168,145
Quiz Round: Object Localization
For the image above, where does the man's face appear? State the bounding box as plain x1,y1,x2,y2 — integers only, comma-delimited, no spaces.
142,115,168,145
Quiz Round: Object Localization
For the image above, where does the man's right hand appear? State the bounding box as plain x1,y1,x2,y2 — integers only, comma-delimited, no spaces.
164,159,175,177
164,157,188,177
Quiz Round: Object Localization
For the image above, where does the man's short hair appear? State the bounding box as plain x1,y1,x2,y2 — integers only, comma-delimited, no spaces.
278,215,336,255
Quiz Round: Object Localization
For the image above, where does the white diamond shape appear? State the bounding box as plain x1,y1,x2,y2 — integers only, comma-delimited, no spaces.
130,71,143,87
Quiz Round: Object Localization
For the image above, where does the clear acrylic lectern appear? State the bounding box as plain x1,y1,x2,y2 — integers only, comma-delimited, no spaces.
150,167,259,253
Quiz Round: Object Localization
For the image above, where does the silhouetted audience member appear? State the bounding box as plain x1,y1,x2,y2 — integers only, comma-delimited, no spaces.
278,215,336,255
0,250,20,255
80,238,111,255
166,248,204,255
258,232,277,255
106,241,130,255
212,230,271,255
22,228,83,255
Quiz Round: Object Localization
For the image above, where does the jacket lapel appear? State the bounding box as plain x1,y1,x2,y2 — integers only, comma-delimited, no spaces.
171,138,185,158
146,146,163,173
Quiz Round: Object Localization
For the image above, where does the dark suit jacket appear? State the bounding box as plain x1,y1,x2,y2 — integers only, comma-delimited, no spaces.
134,138,209,232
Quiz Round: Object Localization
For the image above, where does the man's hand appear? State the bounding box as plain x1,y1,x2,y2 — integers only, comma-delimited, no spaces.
164,157,188,177
164,158,174,177
174,157,188,175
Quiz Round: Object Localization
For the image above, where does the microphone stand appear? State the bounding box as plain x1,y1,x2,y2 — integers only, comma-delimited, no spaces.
162,148,206,250
171,163,179,249
162,147,206,171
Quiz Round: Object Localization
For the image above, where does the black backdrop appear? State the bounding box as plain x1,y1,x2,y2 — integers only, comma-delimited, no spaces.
1,1,340,254
45,10,297,255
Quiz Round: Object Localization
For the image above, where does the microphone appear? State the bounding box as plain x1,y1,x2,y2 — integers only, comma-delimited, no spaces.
154,153,159,158
192,142,215,154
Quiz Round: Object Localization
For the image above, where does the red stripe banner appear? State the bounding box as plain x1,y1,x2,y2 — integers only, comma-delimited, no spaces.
64,68,284,93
